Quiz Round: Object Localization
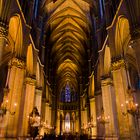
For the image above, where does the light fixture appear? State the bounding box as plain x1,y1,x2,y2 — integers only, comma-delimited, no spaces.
0,100,16,117
121,100,139,116
86,116,96,129
97,108,110,125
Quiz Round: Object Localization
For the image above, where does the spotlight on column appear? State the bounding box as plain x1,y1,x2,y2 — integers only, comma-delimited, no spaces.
121,100,140,117
97,108,110,125
0,100,16,117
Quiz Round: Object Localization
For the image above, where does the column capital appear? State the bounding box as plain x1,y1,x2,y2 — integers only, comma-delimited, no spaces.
36,86,43,91
111,59,125,71
45,102,49,106
0,21,8,38
24,77,36,85
9,57,25,69
89,97,95,102
35,87,42,96
101,77,113,86
3,87,10,96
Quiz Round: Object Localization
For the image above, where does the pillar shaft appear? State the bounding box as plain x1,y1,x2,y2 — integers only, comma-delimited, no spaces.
111,59,134,139
45,103,50,126
101,77,118,139
81,110,85,128
75,111,79,133
21,76,36,136
34,88,42,114
5,58,25,137
56,112,60,135
88,74,95,97
89,98,97,138
81,108,88,130
45,84,49,102
44,102,52,134
49,106,52,127
0,22,8,62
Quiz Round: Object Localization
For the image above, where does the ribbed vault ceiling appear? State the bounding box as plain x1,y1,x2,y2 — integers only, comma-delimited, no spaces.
44,0,93,93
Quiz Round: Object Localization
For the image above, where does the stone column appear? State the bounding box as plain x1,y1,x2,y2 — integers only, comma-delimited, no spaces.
79,77,82,132
95,94,105,137
34,87,42,114
81,109,85,131
49,105,52,127
45,102,50,127
101,76,118,139
88,74,97,138
56,113,60,135
5,58,25,137
42,101,52,134
46,83,49,102
0,22,8,61
88,74,95,97
81,108,87,131
84,107,88,130
111,59,134,139
89,98,97,138
88,77,92,97
91,75,95,97
41,99,46,123
21,76,36,136
0,66,11,136
75,111,79,133
73,120,75,133
88,59,91,75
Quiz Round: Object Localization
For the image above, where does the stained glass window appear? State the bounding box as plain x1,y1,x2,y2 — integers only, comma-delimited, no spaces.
65,84,71,102
99,0,105,19
34,0,39,18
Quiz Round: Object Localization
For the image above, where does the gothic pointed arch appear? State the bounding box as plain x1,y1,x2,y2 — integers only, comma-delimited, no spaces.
8,14,23,57
115,16,131,57
26,44,34,75
104,45,111,75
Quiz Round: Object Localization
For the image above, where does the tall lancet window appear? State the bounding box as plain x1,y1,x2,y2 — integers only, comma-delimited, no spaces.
99,0,105,19
65,84,71,102
60,89,65,102
34,0,39,19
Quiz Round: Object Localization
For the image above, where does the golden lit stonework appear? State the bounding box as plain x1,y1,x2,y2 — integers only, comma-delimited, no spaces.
0,0,139,139
0,21,8,38
111,59,125,71
9,57,25,69
24,77,36,85
101,78,113,86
